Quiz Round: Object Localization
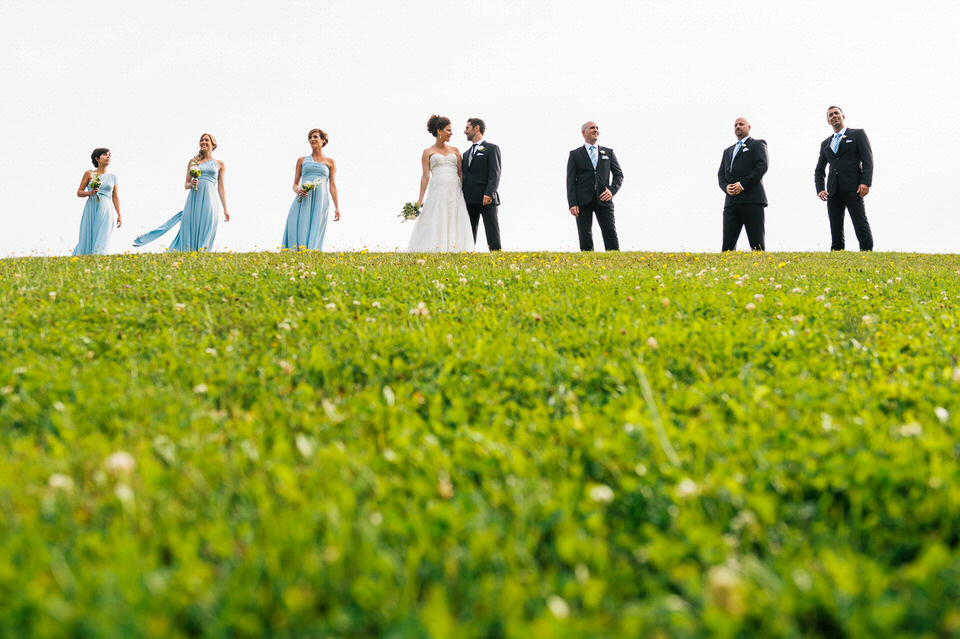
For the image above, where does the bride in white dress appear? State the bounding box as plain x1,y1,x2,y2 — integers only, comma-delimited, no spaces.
407,115,476,253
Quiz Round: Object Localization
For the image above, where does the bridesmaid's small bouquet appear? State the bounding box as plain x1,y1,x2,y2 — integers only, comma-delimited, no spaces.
89,171,102,202
188,164,201,191
399,202,421,222
298,179,320,203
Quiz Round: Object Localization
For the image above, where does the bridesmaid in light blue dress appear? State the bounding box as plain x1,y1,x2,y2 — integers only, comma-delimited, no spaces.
281,128,340,250
73,148,122,255
134,133,230,252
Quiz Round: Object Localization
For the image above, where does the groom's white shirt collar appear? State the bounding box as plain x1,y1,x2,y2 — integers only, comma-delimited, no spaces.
584,142,598,153
472,139,485,148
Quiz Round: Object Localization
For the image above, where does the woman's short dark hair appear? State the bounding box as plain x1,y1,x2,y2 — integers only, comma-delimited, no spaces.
91,148,110,167
308,128,329,147
467,118,485,135
427,115,451,137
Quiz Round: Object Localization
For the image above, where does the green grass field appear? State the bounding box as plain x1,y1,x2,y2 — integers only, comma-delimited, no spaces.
2,251,959,638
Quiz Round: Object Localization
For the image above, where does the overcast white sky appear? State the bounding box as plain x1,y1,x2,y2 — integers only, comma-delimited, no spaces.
2,0,958,256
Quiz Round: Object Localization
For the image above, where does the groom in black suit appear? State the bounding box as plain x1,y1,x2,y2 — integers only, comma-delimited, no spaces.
566,121,624,251
815,106,874,251
718,117,768,251
462,118,502,251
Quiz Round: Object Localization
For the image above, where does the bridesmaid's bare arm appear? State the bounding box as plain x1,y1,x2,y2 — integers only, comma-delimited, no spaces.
293,157,305,197
113,184,122,227
217,161,229,221
185,159,199,190
327,159,340,221
76,171,96,198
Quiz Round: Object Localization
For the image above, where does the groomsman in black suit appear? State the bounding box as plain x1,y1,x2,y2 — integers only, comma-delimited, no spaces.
815,106,874,251
462,118,502,251
718,117,768,251
566,121,624,251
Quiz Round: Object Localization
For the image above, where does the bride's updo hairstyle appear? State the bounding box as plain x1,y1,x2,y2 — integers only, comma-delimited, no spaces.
308,128,329,147
427,115,451,138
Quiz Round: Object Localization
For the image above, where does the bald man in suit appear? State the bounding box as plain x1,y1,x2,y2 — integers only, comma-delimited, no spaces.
718,116,768,251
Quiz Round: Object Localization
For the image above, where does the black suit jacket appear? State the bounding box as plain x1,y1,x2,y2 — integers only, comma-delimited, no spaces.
566,145,623,208
461,141,501,205
718,137,768,207
815,128,873,195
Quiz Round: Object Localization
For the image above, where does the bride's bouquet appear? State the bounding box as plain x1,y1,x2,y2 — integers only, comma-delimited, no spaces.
298,179,322,203
188,163,201,191
89,171,102,202
399,202,421,222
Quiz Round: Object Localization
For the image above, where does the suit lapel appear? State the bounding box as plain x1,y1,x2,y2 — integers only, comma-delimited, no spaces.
578,145,592,169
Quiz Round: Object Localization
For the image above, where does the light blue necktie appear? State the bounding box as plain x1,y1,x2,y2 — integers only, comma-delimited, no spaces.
589,145,598,169
730,140,743,170
831,132,842,153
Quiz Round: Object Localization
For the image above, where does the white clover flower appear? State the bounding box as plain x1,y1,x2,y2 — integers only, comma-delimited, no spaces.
416,259,426,266
898,423,923,437
205,348,217,356
325,303,337,310
745,303,756,311
676,478,698,498
753,294,764,301
410,302,429,317
661,298,670,307
861,315,873,325
372,301,381,308
48,473,74,491
114,484,135,504
588,484,614,503
193,383,208,394
934,407,949,423
105,451,136,475
48,291,57,299
547,596,570,619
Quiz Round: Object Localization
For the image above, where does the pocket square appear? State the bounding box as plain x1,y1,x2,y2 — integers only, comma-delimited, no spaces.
845,140,853,143
600,156,609,160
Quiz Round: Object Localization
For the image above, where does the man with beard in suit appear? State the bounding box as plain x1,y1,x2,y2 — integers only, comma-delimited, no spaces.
718,117,768,251
462,118,502,251
566,121,624,251
815,106,874,251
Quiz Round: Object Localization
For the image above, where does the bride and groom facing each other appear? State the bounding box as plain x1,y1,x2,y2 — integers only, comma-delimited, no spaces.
407,115,502,253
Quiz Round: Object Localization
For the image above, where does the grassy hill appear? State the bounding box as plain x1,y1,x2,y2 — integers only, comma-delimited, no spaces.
2,251,959,638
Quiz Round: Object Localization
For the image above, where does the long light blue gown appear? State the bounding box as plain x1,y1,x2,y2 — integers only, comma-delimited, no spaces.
134,159,220,252
281,158,331,250
73,173,117,256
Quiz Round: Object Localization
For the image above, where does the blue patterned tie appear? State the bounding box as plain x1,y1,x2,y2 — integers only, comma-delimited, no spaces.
589,145,598,169
731,140,743,170
831,132,842,153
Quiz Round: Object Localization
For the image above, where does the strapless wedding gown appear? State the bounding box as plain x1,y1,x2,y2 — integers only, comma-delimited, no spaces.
407,153,475,253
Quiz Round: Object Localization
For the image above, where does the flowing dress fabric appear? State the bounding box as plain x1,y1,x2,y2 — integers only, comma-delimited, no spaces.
73,173,117,256
134,159,220,251
282,159,331,250
407,153,475,253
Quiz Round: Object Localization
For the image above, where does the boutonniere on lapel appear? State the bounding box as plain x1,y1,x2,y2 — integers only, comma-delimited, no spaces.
600,150,606,155
477,146,486,152
841,135,847,140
